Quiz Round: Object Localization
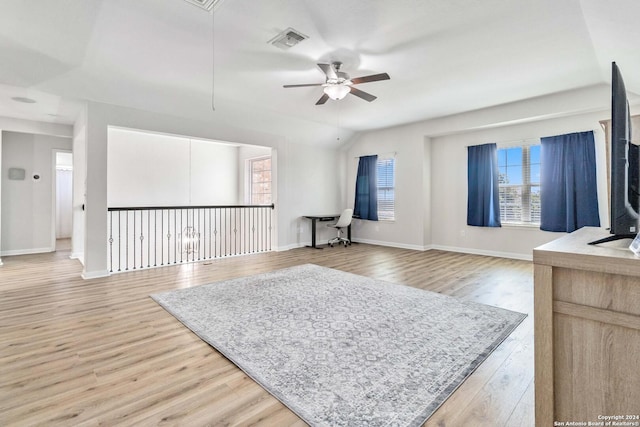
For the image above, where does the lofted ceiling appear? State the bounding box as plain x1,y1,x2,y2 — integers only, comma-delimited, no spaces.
0,0,639,146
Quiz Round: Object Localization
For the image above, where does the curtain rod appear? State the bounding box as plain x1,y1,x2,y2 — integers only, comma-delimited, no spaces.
465,138,539,148
465,129,600,148
354,151,397,159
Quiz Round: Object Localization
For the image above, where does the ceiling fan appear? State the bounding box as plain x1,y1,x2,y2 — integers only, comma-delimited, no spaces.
283,62,390,105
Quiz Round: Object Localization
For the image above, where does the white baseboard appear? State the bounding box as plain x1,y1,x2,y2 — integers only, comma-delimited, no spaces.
429,244,533,261
276,240,531,261
81,269,110,280
275,243,306,251
0,247,53,257
351,238,429,252
69,252,85,264
276,240,427,252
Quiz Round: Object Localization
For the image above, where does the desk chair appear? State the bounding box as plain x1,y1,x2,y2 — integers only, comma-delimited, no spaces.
328,209,353,247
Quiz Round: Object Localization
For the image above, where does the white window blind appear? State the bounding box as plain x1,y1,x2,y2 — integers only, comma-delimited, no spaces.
497,144,540,224
377,157,395,221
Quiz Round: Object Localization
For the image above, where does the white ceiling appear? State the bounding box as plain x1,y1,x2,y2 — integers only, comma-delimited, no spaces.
1,0,639,146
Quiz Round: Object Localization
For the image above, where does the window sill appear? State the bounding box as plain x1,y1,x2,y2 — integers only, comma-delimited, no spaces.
354,218,395,223
501,222,540,229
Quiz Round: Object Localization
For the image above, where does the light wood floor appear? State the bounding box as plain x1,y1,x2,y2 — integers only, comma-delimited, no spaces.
0,243,534,426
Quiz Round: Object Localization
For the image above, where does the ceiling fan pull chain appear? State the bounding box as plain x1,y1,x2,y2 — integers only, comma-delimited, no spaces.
211,7,216,112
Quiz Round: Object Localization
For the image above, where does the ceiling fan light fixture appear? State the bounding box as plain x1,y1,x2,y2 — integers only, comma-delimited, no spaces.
283,62,390,104
323,85,350,100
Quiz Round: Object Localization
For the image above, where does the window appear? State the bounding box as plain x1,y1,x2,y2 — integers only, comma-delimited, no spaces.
249,157,272,204
377,157,395,221
497,145,540,224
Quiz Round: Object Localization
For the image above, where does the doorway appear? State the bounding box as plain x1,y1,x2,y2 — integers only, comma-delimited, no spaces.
55,151,73,251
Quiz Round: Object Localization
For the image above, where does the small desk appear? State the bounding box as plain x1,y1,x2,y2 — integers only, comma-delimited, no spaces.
303,214,352,249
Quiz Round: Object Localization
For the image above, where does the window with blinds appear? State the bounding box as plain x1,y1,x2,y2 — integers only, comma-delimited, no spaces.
249,157,272,204
497,144,540,224
377,157,395,221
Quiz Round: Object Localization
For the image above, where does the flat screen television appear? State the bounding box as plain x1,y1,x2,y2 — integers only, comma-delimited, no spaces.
590,62,640,245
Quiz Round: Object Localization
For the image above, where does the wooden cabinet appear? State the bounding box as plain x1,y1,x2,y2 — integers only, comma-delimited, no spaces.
533,227,640,425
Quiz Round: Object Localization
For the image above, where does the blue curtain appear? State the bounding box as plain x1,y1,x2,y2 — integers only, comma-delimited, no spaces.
354,155,379,221
467,143,501,227
540,131,600,232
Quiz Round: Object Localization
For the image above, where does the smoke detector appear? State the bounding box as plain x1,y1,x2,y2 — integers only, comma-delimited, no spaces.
268,28,308,50
183,0,225,11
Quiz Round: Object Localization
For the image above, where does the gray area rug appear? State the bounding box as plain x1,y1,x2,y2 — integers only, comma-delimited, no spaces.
151,264,526,426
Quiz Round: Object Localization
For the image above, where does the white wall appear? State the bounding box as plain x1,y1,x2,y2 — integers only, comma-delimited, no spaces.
430,111,609,259
0,87,616,272
0,116,73,139
71,109,87,262
422,137,432,246
0,131,2,265
1,131,72,255
343,85,613,260
81,101,341,278
0,117,74,264
191,140,239,205
107,128,239,207
278,142,343,249
345,126,427,250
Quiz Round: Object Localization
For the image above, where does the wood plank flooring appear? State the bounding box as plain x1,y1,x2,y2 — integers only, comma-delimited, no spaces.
0,243,534,426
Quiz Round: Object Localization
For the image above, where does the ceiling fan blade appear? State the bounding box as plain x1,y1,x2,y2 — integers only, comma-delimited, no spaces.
349,87,377,102
317,63,337,80
315,93,330,105
350,73,390,85
283,83,324,88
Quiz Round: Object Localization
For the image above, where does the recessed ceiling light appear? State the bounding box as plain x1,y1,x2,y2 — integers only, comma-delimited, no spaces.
11,96,37,104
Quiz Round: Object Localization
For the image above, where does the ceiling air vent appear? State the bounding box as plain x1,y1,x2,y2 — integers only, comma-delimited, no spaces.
268,28,308,50
183,0,225,11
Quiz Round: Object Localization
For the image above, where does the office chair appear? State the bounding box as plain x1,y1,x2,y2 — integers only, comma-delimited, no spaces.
328,208,353,247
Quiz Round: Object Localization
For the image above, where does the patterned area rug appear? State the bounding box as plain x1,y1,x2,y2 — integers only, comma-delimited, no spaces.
151,264,526,426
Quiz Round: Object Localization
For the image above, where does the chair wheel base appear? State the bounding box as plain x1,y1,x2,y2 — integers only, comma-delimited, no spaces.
328,238,350,247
